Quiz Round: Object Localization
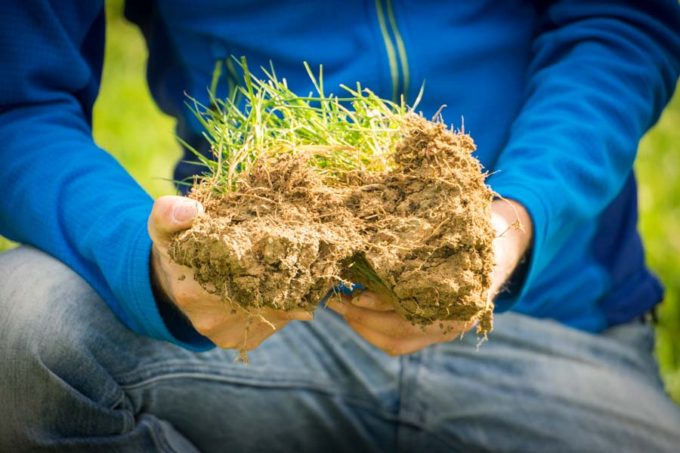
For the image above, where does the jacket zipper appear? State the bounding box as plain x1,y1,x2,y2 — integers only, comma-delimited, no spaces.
375,0,410,102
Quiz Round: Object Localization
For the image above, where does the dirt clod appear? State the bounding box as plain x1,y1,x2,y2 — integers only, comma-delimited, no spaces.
169,115,496,334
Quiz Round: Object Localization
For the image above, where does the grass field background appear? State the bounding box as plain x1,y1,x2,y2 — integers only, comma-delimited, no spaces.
1,1,678,402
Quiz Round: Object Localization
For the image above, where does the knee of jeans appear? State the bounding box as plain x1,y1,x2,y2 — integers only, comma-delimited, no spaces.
0,247,127,412
0,246,93,334
0,248,133,445
0,247,113,387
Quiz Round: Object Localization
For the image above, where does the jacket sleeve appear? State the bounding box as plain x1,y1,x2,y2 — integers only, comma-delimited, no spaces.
0,1,212,351
486,0,680,309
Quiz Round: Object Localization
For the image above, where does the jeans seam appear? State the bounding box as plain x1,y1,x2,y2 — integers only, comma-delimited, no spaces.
148,419,181,453
109,391,136,433
117,360,339,390
120,370,397,423
37,352,126,414
119,368,331,391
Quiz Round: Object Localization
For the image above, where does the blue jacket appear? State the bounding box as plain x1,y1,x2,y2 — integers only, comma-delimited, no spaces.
1,1,678,351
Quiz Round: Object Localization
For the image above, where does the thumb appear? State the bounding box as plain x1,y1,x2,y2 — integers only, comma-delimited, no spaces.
148,195,204,246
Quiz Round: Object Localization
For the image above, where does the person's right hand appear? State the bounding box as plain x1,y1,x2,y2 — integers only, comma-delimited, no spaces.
148,196,313,350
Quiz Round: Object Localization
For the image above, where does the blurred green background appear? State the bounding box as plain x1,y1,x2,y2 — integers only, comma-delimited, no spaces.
0,0,678,402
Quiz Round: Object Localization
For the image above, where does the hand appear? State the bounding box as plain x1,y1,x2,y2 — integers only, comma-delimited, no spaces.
328,198,533,356
327,292,476,356
148,196,313,350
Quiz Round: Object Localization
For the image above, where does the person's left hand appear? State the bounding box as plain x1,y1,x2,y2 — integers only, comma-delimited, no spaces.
326,292,475,356
327,198,533,356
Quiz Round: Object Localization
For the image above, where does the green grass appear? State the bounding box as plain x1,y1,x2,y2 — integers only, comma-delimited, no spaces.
1,0,678,402
191,58,412,193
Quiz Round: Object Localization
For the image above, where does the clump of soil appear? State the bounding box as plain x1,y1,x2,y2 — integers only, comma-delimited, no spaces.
169,115,496,334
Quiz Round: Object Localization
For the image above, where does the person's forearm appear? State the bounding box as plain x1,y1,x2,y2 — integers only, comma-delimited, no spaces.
487,0,679,306
0,0,213,351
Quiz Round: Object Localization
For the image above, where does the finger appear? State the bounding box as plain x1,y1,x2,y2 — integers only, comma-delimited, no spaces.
241,320,291,350
328,299,410,338
209,318,289,350
329,300,417,337
148,195,204,247
167,277,225,312
338,294,353,304
225,305,314,322
350,291,394,312
349,308,472,340
330,299,470,339
173,280,312,328
327,298,348,315
267,310,314,321
346,319,432,356
221,304,313,322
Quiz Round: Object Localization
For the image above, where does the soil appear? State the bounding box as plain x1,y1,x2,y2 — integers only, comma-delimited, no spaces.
168,115,496,334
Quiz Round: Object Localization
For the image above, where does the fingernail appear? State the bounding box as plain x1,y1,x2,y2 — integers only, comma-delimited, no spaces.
173,201,202,223
286,311,314,321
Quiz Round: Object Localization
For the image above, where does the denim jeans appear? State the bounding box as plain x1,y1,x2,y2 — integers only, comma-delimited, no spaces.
1,246,679,452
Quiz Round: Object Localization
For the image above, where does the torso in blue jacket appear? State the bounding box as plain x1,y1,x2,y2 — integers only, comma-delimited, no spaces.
1,0,678,349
